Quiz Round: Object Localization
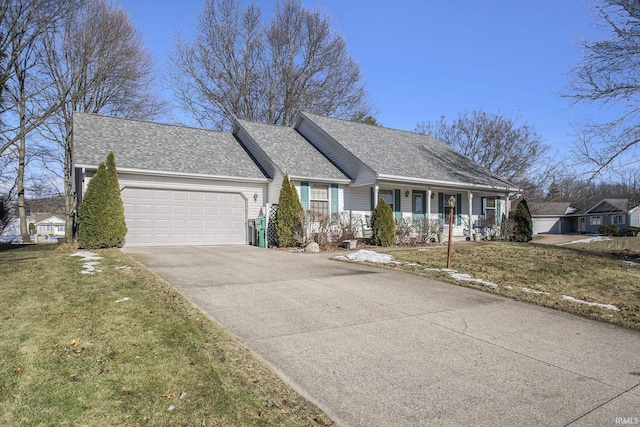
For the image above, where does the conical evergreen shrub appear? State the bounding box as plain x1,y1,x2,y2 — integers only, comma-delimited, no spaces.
78,151,127,248
275,173,303,247
510,199,533,242
371,198,396,246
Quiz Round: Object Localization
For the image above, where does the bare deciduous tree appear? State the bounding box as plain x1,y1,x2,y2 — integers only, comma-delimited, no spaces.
41,0,161,240
565,0,640,178
169,0,371,130
0,0,75,242
415,110,551,191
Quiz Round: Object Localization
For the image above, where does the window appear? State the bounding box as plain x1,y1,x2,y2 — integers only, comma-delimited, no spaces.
591,216,602,225
57,225,66,233
413,193,423,214
379,189,393,212
484,197,496,222
613,215,625,225
309,184,329,214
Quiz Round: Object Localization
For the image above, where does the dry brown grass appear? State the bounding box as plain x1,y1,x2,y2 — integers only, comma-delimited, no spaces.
0,244,333,426
376,241,640,329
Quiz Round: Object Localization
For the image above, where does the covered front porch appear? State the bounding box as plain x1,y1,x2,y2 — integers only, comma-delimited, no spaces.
346,179,520,240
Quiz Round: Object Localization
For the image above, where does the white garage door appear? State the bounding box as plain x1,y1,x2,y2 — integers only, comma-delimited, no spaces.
121,188,246,246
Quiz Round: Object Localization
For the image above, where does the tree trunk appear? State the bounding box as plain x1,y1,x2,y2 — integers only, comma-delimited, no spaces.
64,115,75,241
18,110,31,243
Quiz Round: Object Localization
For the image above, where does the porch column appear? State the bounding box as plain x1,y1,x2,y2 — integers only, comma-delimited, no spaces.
427,187,432,221
468,191,474,236
373,184,379,209
505,193,511,214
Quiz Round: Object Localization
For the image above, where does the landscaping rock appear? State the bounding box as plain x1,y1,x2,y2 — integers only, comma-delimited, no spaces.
305,242,320,253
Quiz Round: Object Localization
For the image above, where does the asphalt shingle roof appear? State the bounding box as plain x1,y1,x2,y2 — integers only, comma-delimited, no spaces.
73,113,266,180
300,112,517,190
528,202,572,216
235,120,348,181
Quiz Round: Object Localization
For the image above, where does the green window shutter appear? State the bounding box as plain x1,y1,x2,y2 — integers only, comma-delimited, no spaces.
330,184,339,214
438,192,444,222
394,189,401,219
300,181,309,210
456,193,462,226
496,197,502,225
370,187,375,211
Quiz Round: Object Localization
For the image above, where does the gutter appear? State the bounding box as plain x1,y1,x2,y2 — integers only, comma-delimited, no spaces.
375,174,520,194
74,164,270,184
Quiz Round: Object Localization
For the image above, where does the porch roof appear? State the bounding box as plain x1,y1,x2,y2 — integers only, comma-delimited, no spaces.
299,112,519,193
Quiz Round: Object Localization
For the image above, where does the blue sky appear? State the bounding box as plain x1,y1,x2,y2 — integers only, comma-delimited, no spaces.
115,0,607,161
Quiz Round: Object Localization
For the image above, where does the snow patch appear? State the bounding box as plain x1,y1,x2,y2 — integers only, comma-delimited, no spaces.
557,236,612,245
339,250,396,263
562,295,620,311
623,260,638,266
427,268,499,289
80,261,102,275
72,251,103,274
71,251,103,261
115,297,130,303
115,265,132,271
522,288,550,295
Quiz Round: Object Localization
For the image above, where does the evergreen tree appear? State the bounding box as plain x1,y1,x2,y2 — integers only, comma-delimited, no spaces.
510,199,533,242
78,151,127,248
371,198,396,246
275,173,303,247
104,151,127,246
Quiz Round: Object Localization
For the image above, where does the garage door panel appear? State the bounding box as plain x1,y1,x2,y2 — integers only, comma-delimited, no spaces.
138,204,153,214
121,187,246,246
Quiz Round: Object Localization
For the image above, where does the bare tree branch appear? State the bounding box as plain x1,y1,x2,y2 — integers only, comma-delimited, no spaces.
564,0,640,177
40,0,162,241
169,0,372,130
415,110,551,191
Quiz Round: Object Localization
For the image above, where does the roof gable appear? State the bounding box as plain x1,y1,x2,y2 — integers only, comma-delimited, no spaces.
234,120,349,182
297,112,517,191
73,113,267,180
582,198,629,214
36,215,65,225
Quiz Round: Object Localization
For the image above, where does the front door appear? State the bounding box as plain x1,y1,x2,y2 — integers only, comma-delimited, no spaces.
579,217,586,233
412,191,426,220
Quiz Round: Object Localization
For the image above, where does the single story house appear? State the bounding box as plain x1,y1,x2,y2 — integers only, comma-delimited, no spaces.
528,202,573,234
529,198,639,234
73,112,520,246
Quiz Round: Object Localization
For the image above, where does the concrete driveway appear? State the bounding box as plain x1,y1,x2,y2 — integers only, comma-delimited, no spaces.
124,245,640,426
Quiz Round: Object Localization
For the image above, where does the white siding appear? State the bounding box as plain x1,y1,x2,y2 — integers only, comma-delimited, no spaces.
344,186,371,212
268,170,284,205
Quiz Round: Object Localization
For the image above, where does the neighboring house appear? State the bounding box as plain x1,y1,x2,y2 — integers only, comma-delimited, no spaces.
528,202,572,234
35,214,66,242
529,199,639,234
73,112,519,247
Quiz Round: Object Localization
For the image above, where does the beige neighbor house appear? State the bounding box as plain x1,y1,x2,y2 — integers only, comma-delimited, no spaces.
73,112,519,247
34,214,66,243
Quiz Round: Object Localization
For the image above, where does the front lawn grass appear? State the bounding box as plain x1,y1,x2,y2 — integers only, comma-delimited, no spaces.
0,244,332,426
378,241,640,329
